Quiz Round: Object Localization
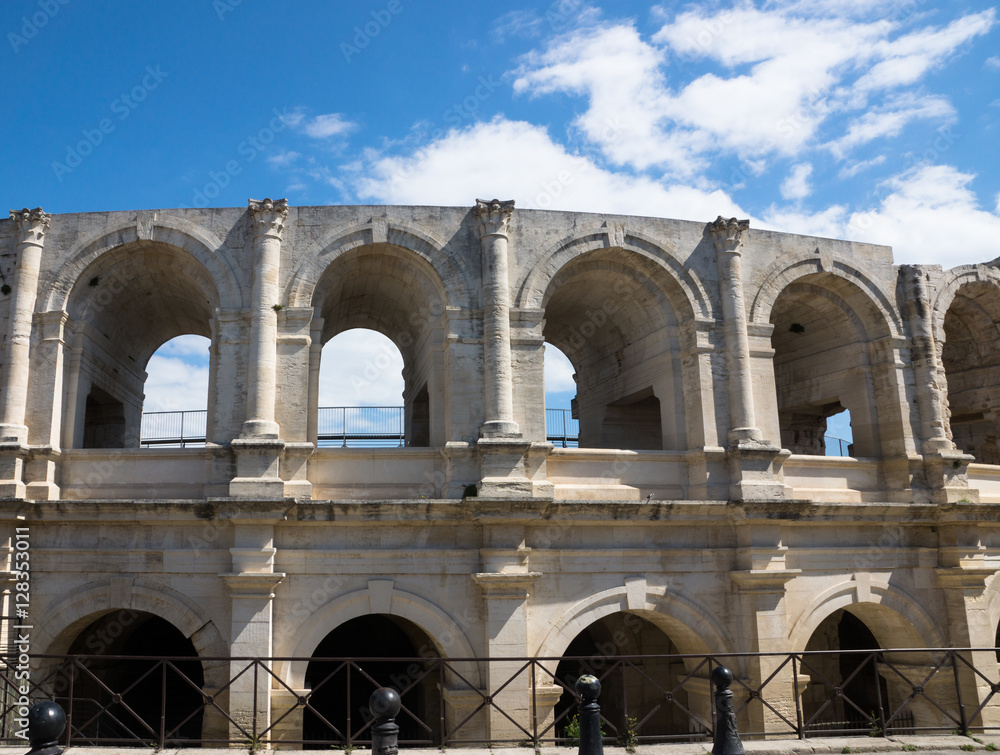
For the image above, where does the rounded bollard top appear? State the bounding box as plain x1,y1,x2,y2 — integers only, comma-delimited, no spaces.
576,674,601,699
27,700,66,750
711,665,734,690
369,687,402,719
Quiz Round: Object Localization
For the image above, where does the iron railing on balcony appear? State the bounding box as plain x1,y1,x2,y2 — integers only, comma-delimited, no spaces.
140,410,208,448
4,648,998,749
546,408,579,447
139,407,584,448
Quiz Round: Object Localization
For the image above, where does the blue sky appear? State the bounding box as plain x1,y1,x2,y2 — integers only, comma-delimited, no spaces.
5,0,1000,443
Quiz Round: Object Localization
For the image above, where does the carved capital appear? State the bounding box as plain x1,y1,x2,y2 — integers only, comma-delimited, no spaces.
475,198,515,239
709,215,749,254
9,207,50,246
248,197,289,239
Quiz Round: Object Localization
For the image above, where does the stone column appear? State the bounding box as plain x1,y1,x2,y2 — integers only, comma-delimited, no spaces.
900,265,977,502
1,209,48,442
243,198,287,439
231,199,287,498
220,523,285,743
709,217,786,501
0,209,49,498
476,199,519,437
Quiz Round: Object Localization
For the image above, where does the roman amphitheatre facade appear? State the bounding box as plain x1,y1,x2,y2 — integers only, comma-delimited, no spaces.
0,199,999,746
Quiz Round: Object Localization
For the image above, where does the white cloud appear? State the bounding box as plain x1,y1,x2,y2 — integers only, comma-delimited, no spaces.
319,329,404,407
351,117,746,220
837,154,887,179
987,55,1000,70
267,150,301,168
302,113,356,140
828,95,954,158
849,164,1000,265
510,6,992,172
143,354,210,412
762,164,1000,266
544,343,576,394
780,163,813,200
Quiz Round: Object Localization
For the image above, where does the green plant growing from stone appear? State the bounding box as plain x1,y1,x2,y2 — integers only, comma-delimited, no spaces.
620,716,638,753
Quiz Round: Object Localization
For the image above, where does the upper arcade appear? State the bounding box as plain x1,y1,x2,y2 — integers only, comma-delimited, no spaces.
0,200,996,505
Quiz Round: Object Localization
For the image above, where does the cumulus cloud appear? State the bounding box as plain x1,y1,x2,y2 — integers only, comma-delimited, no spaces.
780,163,813,200
762,164,1000,266
303,113,356,139
352,117,746,220
511,5,993,172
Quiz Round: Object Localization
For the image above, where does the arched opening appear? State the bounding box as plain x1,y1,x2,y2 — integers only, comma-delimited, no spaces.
140,335,211,447
545,342,578,447
318,329,406,446
541,250,687,451
303,614,441,748
64,245,218,448
311,245,447,447
825,407,854,456
942,282,1000,464
61,610,204,745
770,274,892,458
801,609,891,736
552,612,700,744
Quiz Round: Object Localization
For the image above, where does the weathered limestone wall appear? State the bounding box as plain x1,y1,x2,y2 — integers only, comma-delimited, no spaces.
0,201,998,741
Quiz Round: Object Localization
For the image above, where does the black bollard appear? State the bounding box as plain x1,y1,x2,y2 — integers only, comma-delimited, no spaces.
711,666,745,755
576,674,603,755
369,687,401,755
26,701,66,755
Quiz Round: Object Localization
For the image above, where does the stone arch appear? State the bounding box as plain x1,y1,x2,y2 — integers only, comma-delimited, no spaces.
285,219,474,310
761,261,908,457
788,580,943,651
930,265,1000,344
33,577,228,660
932,266,1000,463
535,583,731,660
515,225,710,319
750,257,902,337
531,231,704,451
277,587,481,690
41,215,244,313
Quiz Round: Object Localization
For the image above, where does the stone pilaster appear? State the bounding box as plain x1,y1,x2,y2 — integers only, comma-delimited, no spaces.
220,523,285,742
900,266,978,502
710,217,787,501
472,556,540,740
231,199,287,498
0,209,49,498
475,199,519,438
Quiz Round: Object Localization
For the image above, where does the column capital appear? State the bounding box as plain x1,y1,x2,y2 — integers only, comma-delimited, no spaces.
475,198,515,239
709,215,749,254
248,197,288,240
9,207,50,247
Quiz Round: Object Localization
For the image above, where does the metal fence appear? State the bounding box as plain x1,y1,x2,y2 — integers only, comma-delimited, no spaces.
546,408,579,447
316,406,405,447
3,649,998,749
139,410,207,447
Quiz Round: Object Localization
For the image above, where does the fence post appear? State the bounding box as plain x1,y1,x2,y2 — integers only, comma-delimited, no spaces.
577,674,603,755
370,687,401,755
25,701,66,755
712,666,745,755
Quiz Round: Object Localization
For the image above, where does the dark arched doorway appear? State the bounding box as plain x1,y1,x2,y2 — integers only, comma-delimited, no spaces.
62,611,204,745
801,609,890,735
303,614,441,748
552,612,699,744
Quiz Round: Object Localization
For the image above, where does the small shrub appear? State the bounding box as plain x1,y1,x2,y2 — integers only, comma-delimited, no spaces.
984,743,997,751
960,745,976,752
902,745,917,752
620,716,638,753
842,747,852,754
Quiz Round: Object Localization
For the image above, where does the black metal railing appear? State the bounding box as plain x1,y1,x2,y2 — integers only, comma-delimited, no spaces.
4,648,999,748
139,406,584,448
